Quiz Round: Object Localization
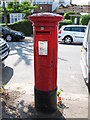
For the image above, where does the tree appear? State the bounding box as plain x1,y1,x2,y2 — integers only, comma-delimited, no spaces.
6,1,38,19
0,7,4,23
80,14,90,25
0,1,37,25
2,0,8,26
20,2,38,19
6,1,21,13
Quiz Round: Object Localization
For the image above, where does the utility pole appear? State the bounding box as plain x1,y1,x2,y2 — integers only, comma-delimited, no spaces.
3,0,8,26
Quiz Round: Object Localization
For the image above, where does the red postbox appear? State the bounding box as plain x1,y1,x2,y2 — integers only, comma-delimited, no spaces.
28,13,63,113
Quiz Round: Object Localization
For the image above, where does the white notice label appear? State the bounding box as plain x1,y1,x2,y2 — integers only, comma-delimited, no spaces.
38,41,48,55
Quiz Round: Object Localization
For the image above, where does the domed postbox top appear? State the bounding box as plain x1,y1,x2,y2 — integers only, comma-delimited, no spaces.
30,12,61,17
28,12,63,26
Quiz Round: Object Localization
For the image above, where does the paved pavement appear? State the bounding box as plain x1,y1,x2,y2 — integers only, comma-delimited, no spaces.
1,40,88,119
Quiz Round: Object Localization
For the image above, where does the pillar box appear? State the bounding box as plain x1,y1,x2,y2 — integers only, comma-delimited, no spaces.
28,13,63,113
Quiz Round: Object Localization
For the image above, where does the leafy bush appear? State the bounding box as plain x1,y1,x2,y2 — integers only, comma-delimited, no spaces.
64,12,75,19
80,14,90,25
64,12,79,23
7,20,33,36
59,19,73,28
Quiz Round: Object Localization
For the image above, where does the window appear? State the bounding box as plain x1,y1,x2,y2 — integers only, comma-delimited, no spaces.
40,6,42,9
10,13,23,23
64,27,71,31
15,18,17,22
70,27,86,32
82,27,86,32
11,18,14,23
71,27,82,32
18,14,20,17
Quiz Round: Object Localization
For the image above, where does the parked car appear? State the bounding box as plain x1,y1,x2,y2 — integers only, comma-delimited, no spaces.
58,25,86,44
80,21,90,84
0,37,10,67
0,26,25,42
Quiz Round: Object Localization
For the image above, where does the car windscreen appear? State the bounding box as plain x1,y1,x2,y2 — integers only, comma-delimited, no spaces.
3,27,11,31
64,27,71,31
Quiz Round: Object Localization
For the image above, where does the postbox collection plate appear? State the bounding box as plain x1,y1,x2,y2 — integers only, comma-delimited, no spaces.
38,41,48,55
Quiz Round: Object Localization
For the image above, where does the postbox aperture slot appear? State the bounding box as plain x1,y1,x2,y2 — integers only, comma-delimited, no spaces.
36,31,50,35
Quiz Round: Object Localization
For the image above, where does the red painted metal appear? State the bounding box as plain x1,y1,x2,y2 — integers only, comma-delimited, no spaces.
28,13,63,91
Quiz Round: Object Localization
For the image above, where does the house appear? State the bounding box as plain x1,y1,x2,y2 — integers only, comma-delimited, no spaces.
32,0,53,13
52,0,72,11
0,0,23,23
0,0,72,23
32,0,72,13
0,1,7,7
55,4,90,14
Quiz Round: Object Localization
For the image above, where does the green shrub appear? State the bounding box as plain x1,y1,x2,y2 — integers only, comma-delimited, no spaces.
80,14,90,25
64,12,78,23
6,20,33,36
59,19,73,28
64,12,75,19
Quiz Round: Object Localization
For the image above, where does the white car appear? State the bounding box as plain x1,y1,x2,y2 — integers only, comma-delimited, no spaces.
58,25,86,44
80,21,90,84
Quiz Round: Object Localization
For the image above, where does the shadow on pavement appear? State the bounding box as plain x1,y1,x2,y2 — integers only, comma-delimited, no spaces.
59,42,82,46
2,66,14,84
2,99,66,120
8,42,34,66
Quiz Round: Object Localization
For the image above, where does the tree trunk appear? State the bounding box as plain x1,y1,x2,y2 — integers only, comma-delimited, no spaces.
3,1,8,26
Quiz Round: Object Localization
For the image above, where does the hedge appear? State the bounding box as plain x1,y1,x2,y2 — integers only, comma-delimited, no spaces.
7,20,33,36
59,19,73,28
1,19,73,35
80,14,90,25
64,12,78,23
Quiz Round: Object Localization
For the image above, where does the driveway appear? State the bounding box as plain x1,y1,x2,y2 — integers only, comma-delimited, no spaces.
2,41,88,119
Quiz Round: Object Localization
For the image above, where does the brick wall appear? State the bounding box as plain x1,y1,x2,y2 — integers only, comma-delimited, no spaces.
55,5,90,14
34,4,52,13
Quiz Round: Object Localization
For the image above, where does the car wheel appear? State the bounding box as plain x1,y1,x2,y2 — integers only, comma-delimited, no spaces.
64,36,72,44
6,35,13,42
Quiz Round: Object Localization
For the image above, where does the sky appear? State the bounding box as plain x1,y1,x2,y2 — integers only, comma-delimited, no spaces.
72,0,90,5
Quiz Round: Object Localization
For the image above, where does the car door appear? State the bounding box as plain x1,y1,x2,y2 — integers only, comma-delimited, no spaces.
87,21,90,84
72,27,86,43
81,31,87,80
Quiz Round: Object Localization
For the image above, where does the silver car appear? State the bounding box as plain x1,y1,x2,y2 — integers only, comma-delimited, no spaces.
80,21,90,84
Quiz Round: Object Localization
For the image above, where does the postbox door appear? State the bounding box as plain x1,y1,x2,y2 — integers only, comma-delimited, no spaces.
34,33,56,91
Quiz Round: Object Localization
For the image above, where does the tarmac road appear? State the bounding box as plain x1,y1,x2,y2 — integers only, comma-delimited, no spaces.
58,43,88,94
2,41,88,119
57,43,88,118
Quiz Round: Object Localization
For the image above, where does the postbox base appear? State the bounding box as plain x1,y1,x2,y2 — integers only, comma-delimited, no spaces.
35,87,57,113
